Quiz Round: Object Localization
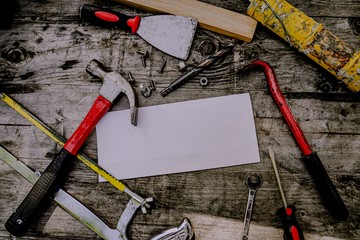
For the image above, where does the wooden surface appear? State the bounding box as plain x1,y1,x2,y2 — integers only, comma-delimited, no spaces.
113,0,257,42
0,0,359,239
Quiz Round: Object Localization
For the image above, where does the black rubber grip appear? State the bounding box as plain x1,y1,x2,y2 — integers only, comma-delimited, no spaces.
5,148,74,237
79,4,134,32
302,152,349,220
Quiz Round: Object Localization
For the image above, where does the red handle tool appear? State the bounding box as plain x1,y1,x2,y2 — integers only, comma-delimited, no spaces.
79,4,141,33
5,96,112,237
5,60,137,237
241,60,348,220
269,148,305,240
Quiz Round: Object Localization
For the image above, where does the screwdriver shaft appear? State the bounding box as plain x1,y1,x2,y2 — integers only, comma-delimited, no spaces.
269,148,288,208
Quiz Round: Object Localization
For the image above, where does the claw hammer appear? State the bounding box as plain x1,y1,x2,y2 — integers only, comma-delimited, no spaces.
5,59,137,237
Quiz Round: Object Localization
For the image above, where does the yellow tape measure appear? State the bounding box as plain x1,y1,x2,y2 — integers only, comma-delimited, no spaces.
1,93,127,192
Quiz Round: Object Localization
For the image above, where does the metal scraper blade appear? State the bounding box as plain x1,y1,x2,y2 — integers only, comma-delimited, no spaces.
137,15,198,60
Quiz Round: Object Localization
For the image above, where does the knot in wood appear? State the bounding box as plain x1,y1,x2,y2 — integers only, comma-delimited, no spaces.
197,39,217,55
3,47,26,63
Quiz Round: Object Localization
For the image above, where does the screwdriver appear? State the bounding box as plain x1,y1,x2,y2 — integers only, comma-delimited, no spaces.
268,148,305,240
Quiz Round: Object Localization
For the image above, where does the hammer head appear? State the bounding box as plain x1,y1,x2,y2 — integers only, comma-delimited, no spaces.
86,60,137,126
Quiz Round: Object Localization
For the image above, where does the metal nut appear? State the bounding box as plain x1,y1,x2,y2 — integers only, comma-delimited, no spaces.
140,84,152,97
199,77,208,86
178,61,187,71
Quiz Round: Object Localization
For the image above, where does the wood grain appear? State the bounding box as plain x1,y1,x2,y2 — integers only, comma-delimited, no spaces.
0,0,359,239
112,0,257,42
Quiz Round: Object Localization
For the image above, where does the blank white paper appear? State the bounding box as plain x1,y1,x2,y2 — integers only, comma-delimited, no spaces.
96,93,260,180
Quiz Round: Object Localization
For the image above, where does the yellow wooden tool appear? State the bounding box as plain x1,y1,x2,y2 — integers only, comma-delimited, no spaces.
247,0,360,92
112,0,257,42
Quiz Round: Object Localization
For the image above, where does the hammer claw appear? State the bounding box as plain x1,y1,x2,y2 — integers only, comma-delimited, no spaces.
87,59,138,126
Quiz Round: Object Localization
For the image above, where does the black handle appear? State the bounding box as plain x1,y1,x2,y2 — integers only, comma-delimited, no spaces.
79,4,140,33
278,206,304,240
5,148,74,237
302,152,349,220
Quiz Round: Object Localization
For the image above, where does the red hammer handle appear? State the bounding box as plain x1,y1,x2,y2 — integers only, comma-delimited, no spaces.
64,95,112,155
5,95,112,237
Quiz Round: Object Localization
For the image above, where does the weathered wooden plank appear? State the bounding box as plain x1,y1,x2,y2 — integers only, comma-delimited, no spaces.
8,0,360,20
0,0,359,239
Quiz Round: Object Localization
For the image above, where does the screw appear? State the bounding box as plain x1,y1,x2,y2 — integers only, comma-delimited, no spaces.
149,80,156,91
137,50,149,68
140,56,146,67
157,60,167,74
136,50,146,55
128,71,135,83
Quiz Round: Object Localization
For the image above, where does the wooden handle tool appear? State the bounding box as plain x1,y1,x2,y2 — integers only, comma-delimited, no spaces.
111,0,257,42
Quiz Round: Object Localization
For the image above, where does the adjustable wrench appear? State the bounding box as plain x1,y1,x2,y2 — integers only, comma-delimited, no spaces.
0,146,194,240
242,174,262,240
5,59,137,237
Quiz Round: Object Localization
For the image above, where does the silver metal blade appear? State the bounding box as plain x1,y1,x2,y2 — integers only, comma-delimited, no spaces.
0,145,125,240
268,148,288,208
137,15,197,60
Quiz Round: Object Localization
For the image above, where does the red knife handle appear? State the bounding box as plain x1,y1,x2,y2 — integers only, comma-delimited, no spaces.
5,148,75,237
79,4,140,33
64,95,112,155
303,152,349,220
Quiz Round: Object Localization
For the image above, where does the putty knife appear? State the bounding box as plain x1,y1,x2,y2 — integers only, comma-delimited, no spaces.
79,4,198,60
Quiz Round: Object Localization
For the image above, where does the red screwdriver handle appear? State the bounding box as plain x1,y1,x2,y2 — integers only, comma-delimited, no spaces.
5,95,112,237
278,206,305,240
79,4,140,33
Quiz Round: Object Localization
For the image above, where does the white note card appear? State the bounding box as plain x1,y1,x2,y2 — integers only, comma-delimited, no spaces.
96,93,260,180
